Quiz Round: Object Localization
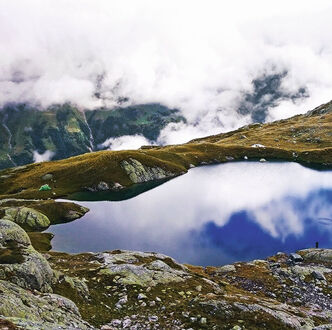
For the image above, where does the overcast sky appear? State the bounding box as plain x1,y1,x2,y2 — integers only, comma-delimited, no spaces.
1,0,332,144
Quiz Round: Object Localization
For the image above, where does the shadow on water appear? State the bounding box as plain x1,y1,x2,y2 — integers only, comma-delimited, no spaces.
66,178,171,202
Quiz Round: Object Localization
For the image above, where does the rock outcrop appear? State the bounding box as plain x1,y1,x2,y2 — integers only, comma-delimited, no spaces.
0,280,92,329
120,158,176,184
97,250,190,286
45,248,332,329
2,207,50,231
0,219,54,292
0,219,94,329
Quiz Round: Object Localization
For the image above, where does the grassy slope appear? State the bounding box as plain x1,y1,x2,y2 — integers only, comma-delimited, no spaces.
0,100,331,200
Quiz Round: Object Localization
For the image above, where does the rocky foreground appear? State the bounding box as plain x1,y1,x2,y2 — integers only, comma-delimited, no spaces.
0,217,332,329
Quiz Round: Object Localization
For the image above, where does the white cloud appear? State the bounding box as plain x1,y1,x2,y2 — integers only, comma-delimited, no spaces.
100,135,152,150
33,150,55,163
1,0,332,143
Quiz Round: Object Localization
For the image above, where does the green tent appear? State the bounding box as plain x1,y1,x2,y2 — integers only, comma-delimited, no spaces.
39,184,52,191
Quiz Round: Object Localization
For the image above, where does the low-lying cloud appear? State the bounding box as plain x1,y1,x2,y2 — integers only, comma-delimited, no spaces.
100,135,152,151
1,0,332,144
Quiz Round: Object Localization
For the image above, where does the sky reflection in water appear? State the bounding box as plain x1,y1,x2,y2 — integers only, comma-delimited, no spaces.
49,162,332,266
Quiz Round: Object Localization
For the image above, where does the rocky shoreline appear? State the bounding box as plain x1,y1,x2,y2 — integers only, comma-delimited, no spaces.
0,213,331,329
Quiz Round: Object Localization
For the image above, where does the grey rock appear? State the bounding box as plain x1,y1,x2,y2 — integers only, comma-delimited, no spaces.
137,293,147,300
41,173,53,181
2,206,50,231
0,220,55,292
120,158,175,184
97,250,189,287
0,280,92,329
312,271,326,281
97,181,109,191
217,264,236,273
290,253,303,262
148,315,158,322
299,249,332,263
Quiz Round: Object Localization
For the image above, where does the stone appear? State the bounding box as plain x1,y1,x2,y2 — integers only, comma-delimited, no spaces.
120,158,175,184
0,280,91,329
200,317,207,324
217,264,236,273
196,285,202,292
117,294,128,305
259,158,267,162
41,173,53,181
0,220,55,292
112,182,123,190
251,144,266,148
290,253,303,262
299,249,332,263
97,181,109,191
137,293,147,300
148,315,158,322
312,271,326,281
2,207,50,231
97,250,189,287
123,318,132,327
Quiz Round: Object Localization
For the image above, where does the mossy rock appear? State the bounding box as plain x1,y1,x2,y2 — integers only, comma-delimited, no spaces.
0,219,55,293
3,207,50,231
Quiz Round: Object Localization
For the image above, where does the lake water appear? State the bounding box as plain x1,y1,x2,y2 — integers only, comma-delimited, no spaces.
48,162,332,266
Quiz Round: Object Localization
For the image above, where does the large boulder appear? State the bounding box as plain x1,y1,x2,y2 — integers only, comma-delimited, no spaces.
0,219,54,292
298,249,332,264
120,158,175,184
97,250,190,286
2,207,50,231
0,280,92,329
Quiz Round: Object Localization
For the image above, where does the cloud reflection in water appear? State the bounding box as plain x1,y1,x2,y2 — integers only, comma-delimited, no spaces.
49,162,332,265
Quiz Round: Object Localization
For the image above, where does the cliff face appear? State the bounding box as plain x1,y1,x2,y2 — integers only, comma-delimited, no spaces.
0,103,184,170
0,100,331,200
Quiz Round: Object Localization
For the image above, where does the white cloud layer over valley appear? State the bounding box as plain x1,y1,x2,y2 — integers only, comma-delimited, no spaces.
1,0,332,144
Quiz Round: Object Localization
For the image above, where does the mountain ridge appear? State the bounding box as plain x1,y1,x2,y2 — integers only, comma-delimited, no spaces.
0,103,185,170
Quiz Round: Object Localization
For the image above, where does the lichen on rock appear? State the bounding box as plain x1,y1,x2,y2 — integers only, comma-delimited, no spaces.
0,280,92,329
120,158,175,184
2,206,50,231
97,250,189,286
0,219,55,292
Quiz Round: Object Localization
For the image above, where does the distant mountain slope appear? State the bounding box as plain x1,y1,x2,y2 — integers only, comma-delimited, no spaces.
0,103,185,170
0,100,330,201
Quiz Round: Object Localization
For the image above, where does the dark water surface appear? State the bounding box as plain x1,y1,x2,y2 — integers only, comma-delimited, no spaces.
48,162,332,266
